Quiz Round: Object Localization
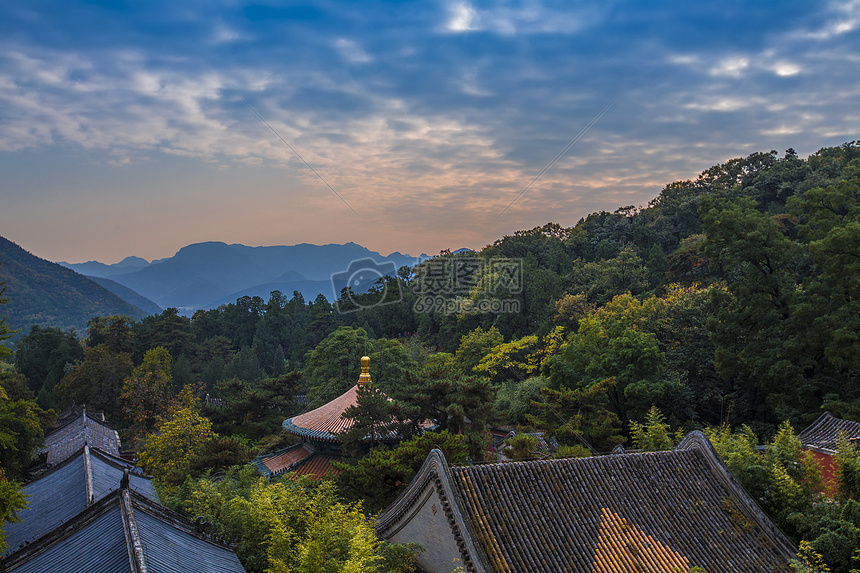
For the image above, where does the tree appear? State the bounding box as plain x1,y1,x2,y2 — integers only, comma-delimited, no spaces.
542,297,677,430
14,325,83,405
138,406,215,487
304,328,418,405
394,361,498,459
452,326,503,374
0,268,33,555
527,377,624,452
0,262,15,362
85,315,135,354
120,347,173,445
503,433,541,460
629,406,675,451
55,344,133,423
0,468,27,554
206,372,301,440
702,183,860,426
494,375,550,426
304,327,370,405
187,472,420,573
340,383,401,456
660,283,728,426
335,430,468,513
225,346,263,383
0,377,47,480
835,433,860,501
134,308,194,361
704,422,821,541
475,327,565,385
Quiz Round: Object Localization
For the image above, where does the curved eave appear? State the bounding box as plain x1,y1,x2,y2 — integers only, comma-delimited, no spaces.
282,418,341,442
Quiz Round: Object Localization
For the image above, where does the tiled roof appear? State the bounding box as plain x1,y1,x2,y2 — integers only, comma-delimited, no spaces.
283,385,361,441
290,454,340,480
252,443,316,477
3,489,246,573
41,408,120,465
252,444,341,480
377,431,796,573
4,446,156,555
799,411,860,453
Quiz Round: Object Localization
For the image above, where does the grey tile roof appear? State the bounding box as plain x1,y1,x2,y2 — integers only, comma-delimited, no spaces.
799,411,860,453
377,431,796,573
3,455,88,555
90,448,158,501
4,504,129,573
42,408,121,466
134,508,245,573
3,489,246,573
4,447,156,555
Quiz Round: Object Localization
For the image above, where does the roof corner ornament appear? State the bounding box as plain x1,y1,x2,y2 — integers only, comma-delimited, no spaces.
358,355,372,387
121,467,130,490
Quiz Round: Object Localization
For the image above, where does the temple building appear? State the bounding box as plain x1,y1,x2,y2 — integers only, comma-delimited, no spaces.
3,407,247,573
39,405,121,467
254,355,383,480
799,411,860,495
376,431,796,573
3,487,246,573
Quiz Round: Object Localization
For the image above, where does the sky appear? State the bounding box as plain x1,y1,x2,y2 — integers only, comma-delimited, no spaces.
1,0,859,264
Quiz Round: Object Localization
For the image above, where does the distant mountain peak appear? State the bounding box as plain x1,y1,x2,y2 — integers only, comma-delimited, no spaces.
51,240,422,312
116,256,149,267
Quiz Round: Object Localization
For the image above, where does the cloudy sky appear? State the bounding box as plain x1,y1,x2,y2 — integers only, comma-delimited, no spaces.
1,0,858,264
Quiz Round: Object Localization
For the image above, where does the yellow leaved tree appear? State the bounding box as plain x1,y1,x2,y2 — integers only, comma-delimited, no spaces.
138,406,215,486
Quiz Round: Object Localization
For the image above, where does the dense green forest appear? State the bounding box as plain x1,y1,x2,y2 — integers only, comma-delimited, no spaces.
0,236,150,336
3,141,860,571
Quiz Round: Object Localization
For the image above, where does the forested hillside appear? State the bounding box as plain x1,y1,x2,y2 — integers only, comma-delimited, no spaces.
3,141,860,571
0,236,149,337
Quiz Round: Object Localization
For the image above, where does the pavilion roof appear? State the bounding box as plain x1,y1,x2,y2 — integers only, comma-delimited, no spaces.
799,411,860,454
282,384,361,442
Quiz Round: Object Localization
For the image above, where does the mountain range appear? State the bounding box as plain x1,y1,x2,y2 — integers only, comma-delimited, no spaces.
0,236,150,338
60,241,426,312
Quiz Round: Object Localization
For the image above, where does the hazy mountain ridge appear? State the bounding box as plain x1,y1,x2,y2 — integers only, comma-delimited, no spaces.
86,276,163,315
0,236,149,337
62,241,428,311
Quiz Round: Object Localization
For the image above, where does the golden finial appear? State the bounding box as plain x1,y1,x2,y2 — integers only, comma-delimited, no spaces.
358,355,372,386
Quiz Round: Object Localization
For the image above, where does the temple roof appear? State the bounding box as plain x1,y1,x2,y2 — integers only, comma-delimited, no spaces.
3,488,246,573
799,411,860,453
377,431,796,573
283,384,362,442
4,446,157,555
290,454,339,479
41,407,121,466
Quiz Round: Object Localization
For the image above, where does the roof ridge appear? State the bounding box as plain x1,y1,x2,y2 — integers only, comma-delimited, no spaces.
46,408,118,438
676,430,798,558
129,489,240,550
24,444,88,482
376,449,491,573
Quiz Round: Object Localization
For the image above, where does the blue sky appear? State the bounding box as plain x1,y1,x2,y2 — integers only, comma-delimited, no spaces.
1,0,858,263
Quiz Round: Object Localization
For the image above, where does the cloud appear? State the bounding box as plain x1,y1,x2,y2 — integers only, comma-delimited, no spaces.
334,38,372,64
709,56,750,77
1,0,859,261
802,0,860,39
447,2,478,32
